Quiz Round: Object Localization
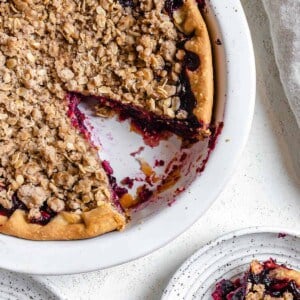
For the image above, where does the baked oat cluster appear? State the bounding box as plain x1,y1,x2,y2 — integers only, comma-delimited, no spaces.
245,283,293,300
0,0,188,222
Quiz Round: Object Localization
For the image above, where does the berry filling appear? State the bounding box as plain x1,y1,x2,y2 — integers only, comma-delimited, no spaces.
30,203,57,226
212,279,245,300
0,193,27,218
0,193,55,225
118,0,134,8
165,0,206,15
69,89,204,145
67,93,91,141
102,161,127,212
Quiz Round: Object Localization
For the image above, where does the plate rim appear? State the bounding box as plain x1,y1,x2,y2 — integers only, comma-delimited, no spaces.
162,226,300,300
0,0,256,275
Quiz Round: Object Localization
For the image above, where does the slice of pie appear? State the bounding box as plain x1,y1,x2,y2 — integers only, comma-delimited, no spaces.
212,259,300,300
0,0,213,240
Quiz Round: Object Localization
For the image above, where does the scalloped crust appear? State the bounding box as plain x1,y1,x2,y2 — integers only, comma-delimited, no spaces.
174,0,214,133
0,202,125,240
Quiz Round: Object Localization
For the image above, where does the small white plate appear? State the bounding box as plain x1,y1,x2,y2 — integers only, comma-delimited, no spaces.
162,227,300,300
0,0,255,274
0,270,60,300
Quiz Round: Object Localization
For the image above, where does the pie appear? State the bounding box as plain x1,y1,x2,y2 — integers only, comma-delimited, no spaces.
212,259,300,300
0,0,213,240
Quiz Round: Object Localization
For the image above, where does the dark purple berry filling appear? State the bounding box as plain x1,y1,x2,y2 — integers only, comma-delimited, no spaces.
165,0,184,15
30,203,56,225
70,92,203,143
196,0,206,11
137,185,153,205
184,51,201,71
0,193,55,225
102,161,127,212
165,0,206,15
229,288,245,300
121,177,135,189
0,193,27,218
118,0,134,8
67,93,91,141
212,279,243,300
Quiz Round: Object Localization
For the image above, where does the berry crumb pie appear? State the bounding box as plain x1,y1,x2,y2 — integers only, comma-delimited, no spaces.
212,259,300,300
0,0,213,240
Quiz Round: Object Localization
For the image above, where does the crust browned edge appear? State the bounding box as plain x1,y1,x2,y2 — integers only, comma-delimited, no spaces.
0,201,126,240
173,0,214,136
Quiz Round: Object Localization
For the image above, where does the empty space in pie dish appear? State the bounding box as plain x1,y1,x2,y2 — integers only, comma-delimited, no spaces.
78,97,209,219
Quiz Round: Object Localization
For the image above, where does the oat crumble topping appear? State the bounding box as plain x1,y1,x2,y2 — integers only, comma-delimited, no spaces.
0,0,188,221
245,283,294,300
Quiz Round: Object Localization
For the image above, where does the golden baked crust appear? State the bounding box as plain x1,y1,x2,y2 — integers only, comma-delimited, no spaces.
0,202,125,240
174,0,214,131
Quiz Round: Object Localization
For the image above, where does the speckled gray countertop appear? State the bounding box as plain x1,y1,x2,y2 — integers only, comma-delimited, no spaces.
3,1,300,299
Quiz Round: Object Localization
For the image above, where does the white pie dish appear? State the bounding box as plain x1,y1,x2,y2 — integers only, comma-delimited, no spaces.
0,0,255,275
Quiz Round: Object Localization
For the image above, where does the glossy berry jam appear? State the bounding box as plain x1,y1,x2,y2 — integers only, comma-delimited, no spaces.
0,193,56,225
67,93,91,140
165,0,206,15
0,193,27,217
196,0,206,10
70,92,202,143
118,0,134,7
165,0,184,15
212,279,242,300
121,177,134,189
31,203,56,225
184,51,201,71
136,185,153,204
101,161,127,211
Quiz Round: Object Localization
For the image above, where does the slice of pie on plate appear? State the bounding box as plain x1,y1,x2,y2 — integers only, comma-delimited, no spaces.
0,0,213,240
212,259,300,299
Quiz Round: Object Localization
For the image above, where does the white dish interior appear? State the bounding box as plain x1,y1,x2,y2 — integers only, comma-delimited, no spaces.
0,0,255,274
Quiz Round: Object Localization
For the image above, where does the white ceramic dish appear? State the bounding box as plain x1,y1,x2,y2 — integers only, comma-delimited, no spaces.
162,227,300,300
0,269,60,299
0,0,255,274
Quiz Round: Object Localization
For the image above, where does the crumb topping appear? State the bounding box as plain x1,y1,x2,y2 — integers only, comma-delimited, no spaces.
0,0,189,221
